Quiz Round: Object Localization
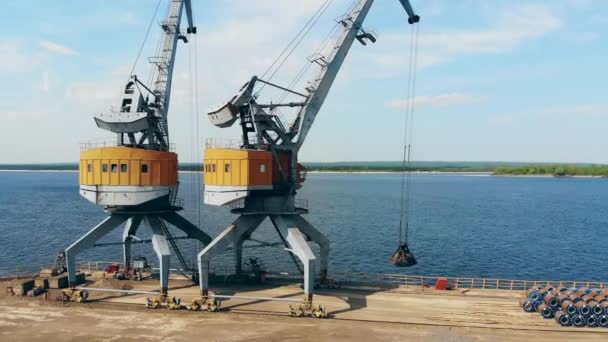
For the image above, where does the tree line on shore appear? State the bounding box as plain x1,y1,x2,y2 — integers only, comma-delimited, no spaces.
1,162,607,176
494,165,608,177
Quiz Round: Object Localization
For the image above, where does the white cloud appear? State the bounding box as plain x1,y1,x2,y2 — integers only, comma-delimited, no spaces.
0,40,41,73
39,40,79,56
543,104,608,117
423,5,561,54
41,71,50,92
385,93,481,110
369,4,562,73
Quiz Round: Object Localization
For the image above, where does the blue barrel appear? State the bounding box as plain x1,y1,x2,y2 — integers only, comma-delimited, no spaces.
528,290,542,303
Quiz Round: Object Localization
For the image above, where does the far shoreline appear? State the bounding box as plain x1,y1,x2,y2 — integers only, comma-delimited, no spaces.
1,169,605,178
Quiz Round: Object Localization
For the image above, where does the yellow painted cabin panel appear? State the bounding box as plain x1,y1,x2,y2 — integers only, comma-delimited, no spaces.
204,148,272,187
80,147,177,187
130,160,140,186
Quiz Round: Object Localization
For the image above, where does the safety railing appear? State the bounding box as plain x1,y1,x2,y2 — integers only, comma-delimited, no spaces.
77,261,123,272
9,262,607,293
226,198,309,211
205,137,266,149
205,138,244,149
329,272,608,291
80,138,176,152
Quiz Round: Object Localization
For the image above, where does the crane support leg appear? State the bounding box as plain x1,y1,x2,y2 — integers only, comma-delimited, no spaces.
235,239,244,275
160,212,212,245
271,215,329,282
292,216,330,281
285,228,316,301
122,216,143,269
65,215,129,287
146,216,171,295
197,215,265,296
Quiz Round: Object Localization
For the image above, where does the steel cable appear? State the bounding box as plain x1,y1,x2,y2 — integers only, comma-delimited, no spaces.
255,0,335,97
404,24,420,244
399,23,420,244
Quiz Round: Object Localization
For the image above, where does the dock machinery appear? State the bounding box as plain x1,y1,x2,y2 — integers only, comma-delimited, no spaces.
198,0,420,304
66,0,211,295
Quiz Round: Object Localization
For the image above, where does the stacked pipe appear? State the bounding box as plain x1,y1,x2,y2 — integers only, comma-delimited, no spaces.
520,285,608,328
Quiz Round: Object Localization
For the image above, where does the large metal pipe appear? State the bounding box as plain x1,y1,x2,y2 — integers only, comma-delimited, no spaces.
598,315,608,328
561,299,578,315
555,291,573,304
537,303,554,319
590,301,603,316
544,292,560,309
525,287,543,303
582,293,598,303
572,314,586,327
554,311,571,327
575,301,592,317
568,292,585,303
601,302,608,315
586,314,599,327
519,297,535,313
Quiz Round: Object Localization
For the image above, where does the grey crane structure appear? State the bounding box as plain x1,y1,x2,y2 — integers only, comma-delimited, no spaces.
65,0,211,295
199,0,420,302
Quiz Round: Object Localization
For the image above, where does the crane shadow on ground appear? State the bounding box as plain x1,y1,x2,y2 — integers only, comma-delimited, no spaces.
205,277,407,316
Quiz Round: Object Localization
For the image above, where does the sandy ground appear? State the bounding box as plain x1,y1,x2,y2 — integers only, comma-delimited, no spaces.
1,277,607,341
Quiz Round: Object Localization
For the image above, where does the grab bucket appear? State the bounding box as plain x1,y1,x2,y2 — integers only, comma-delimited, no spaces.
390,242,417,267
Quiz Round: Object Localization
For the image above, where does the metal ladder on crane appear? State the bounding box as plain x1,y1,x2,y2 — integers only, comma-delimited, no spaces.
159,219,190,272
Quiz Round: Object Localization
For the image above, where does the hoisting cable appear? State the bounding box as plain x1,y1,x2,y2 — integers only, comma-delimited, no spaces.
404,23,420,245
112,0,162,108
391,22,420,268
277,14,343,104
260,0,332,80
128,0,163,82
255,0,335,97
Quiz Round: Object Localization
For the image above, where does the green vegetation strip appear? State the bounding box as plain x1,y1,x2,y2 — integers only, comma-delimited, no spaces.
494,165,608,177
1,162,607,176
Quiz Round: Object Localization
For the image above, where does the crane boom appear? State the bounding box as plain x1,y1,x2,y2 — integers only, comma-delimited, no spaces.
204,0,419,197
94,0,196,151
184,0,195,31
293,0,419,148
293,0,374,147
154,0,195,118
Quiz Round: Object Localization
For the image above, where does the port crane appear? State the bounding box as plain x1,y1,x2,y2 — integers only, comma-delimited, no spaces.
65,0,210,296
199,0,420,304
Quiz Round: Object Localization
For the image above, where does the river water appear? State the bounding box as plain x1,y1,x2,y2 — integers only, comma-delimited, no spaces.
1,171,606,281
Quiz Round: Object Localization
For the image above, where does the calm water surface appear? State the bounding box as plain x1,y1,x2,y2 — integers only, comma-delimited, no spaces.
0,171,606,281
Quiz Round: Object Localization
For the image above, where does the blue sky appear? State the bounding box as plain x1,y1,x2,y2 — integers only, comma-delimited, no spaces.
0,0,606,163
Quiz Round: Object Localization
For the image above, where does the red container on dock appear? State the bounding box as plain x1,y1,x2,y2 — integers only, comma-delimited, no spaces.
436,278,448,290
